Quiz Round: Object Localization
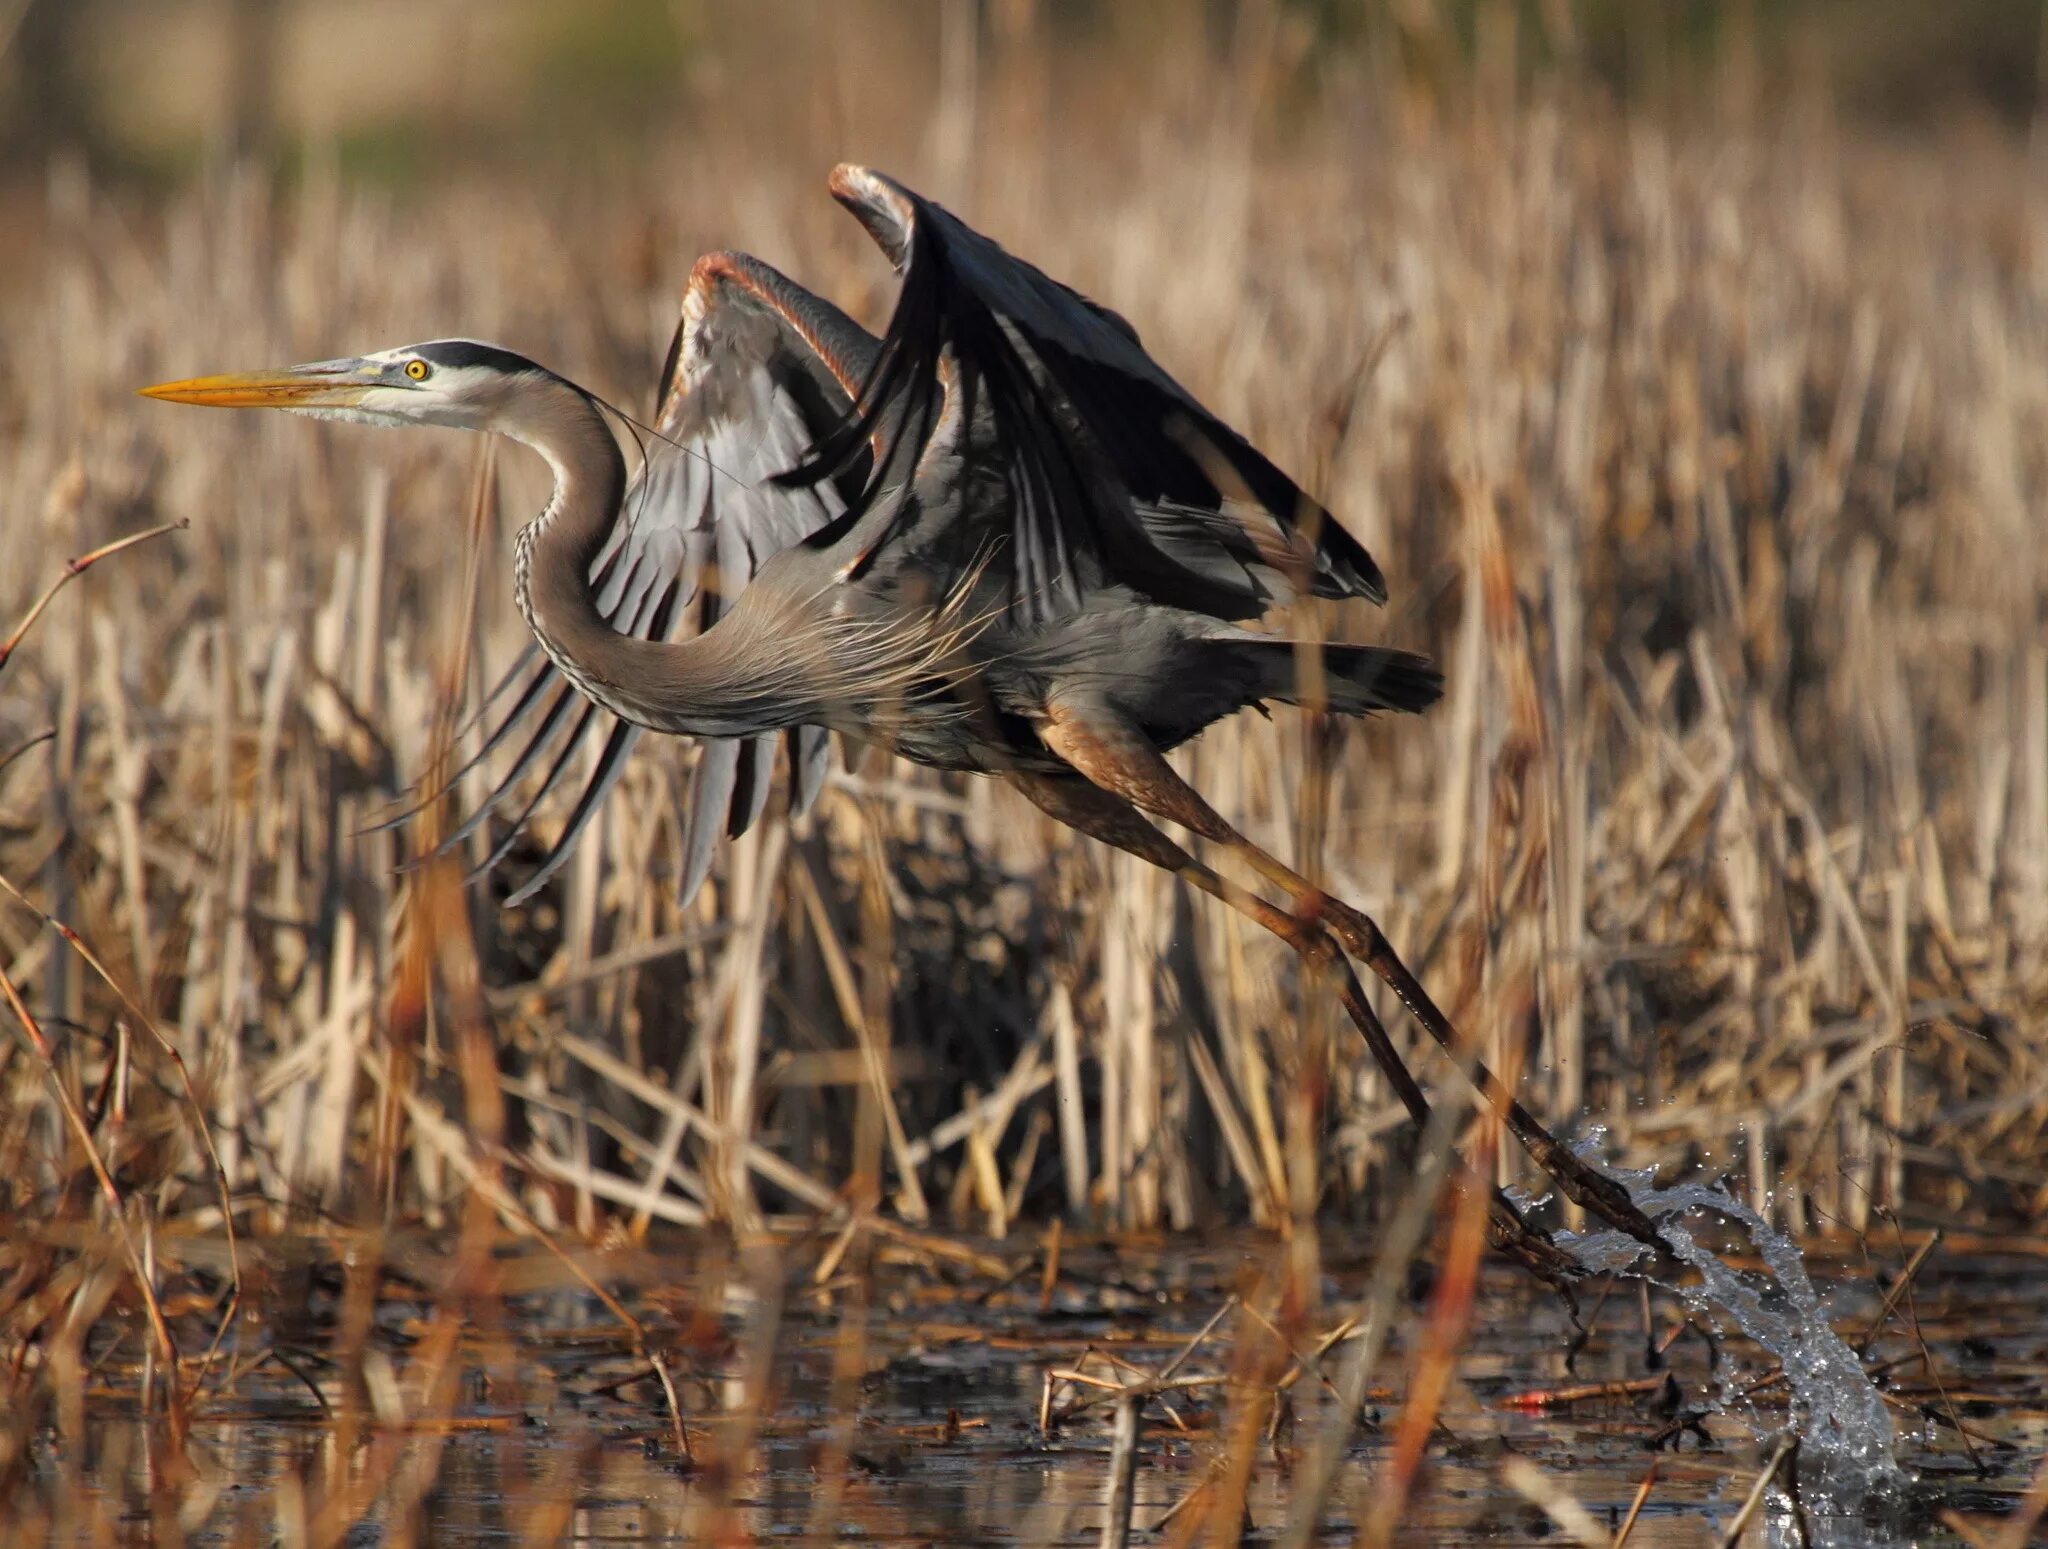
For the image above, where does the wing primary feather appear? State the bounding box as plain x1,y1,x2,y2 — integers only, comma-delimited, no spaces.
842,358,939,584
454,641,542,741
363,657,558,838
815,169,1386,622
774,215,939,494
501,718,644,907
428,679,587,857
464,698,606,886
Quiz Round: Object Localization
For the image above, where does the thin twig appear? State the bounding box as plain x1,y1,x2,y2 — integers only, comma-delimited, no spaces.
1718,1435,1798,1549
0,519,187,678
0,726,54,787
1612,1460,1658,1549
1877,1218,1984,1474
1855,1229,1941,1354
1158,1293,1238,1383
0,963,181,1391
1099,1392,1140,1549
0,870,244,1379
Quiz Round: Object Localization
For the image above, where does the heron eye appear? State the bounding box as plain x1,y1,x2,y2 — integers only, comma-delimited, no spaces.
404,359,431,381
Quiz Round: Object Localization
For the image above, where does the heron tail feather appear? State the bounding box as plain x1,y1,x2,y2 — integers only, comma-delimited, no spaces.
1239,642,1443,718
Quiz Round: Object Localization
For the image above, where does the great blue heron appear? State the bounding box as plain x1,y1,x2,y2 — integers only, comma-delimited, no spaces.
144,164,1664,1279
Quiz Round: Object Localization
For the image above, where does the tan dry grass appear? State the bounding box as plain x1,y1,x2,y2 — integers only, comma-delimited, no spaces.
1,13,2046,1533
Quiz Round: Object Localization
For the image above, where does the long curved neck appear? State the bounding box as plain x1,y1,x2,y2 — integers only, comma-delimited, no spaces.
513,381,628,599
505,377,816,738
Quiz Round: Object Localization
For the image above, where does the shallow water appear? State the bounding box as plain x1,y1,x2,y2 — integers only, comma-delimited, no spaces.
21,1230,2045,1545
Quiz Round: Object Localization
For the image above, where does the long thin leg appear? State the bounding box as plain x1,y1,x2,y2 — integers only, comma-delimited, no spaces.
1007,769,1583,1292
1039,698,1668,1254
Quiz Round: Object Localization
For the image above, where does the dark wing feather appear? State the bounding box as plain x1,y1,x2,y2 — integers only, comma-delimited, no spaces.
784,165,1385,625
440,252,875,905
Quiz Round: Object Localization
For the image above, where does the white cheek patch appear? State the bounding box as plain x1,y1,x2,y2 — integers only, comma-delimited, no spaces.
282,405,411,427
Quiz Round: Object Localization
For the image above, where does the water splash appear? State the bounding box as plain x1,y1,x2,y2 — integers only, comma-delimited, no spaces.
1559,1151,1904,1522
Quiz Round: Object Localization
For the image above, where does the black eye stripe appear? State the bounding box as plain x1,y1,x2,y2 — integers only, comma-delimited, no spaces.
416,340,538,375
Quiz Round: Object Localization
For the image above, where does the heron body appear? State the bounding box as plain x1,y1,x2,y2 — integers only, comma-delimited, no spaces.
500,308,1435,777
144,165,1671,1283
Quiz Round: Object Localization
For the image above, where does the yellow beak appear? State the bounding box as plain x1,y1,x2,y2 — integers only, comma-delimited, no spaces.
139,360,379,409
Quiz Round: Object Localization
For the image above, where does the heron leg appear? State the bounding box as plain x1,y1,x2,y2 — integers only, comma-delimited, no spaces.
1006,769,1582,1291
1037,699,1667,1254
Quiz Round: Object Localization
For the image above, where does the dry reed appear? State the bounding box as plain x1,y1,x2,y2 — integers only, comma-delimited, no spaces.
2,3,2045,1540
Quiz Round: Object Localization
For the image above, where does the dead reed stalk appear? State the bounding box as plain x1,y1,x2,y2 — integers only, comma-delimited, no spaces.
3,6,2047,1538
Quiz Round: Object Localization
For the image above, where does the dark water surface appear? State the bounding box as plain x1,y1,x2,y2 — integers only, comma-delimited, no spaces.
31,1233,2046,1545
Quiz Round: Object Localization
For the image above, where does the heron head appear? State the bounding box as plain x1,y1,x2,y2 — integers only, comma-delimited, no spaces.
141,340,559,434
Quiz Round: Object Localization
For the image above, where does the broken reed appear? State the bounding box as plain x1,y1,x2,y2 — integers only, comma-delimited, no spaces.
3,5,2048,1492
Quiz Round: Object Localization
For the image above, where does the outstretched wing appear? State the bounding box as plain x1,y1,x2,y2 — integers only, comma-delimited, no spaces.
783,164,1385,628
430,252,876,907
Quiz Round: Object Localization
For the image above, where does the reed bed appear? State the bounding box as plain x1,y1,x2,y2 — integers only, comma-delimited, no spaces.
2,6,2046,1540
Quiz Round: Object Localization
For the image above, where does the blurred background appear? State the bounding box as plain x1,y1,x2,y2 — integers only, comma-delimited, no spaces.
7,0,2048,183
12,1,2048,213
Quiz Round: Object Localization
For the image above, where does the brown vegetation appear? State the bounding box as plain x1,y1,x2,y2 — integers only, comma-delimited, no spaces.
2,5,2044,1540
